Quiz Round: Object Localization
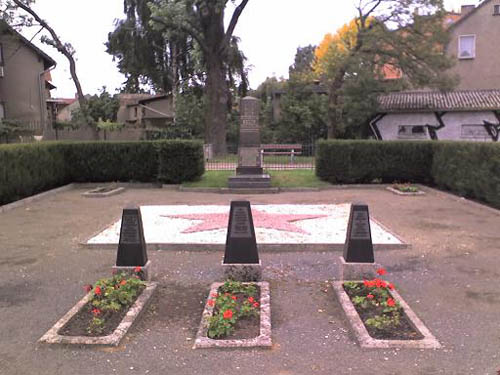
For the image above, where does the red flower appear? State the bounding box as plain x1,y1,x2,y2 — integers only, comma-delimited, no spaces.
388,283,395,290
223,309,233,319
91,308,101,316
231,295,237,301
84,284,92,293
211,293,218,298
364,280,376,288
248,296,255,303
375,279,387,288
120,280,127,286
207,299,215,307
224,293,230,297
253,302,259,308
94,286,102,296
134,266,142,273
387,298,396,307
376,268,387,276
366,294,374,300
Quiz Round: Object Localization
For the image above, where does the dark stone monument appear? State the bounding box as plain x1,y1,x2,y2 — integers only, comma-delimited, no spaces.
228,96,271,189
343,203,374,262
222,201,261,281
113,206,151,280
340,203,380,280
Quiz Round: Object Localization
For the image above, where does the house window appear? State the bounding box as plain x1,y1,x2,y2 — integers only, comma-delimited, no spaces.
458,35,476,59
397,125,428,139
0,44,3,66
0,103,5,119
461,124,489,139
494,4,500,15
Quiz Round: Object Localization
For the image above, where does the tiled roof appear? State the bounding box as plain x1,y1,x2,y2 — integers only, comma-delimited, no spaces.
378,90,500,112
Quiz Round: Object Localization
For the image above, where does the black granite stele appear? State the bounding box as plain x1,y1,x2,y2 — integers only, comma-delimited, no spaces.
343,203,374,263
223,201,259,264
116,206,148,267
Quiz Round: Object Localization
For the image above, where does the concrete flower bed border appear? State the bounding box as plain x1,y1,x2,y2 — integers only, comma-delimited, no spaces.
193,281,271,349
386,186,426,196
39,282,157,346
82,186,126,198
332,281,441,349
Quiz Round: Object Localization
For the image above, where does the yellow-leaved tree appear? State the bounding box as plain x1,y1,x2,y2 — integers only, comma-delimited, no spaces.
312,0,456,139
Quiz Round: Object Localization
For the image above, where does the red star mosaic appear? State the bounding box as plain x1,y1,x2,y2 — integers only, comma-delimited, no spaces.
163,210,327,234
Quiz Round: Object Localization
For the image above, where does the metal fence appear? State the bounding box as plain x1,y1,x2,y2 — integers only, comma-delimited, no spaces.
205,143,316,171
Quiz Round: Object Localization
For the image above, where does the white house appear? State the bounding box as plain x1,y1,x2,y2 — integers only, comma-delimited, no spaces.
371,90,500,142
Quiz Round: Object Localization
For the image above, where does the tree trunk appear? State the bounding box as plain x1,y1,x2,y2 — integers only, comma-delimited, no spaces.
327,67,347,139
205,56,228,156
171,43,178,124
12,0,98,140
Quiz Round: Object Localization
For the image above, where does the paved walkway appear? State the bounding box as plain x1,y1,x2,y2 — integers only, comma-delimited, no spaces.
0,185,499,374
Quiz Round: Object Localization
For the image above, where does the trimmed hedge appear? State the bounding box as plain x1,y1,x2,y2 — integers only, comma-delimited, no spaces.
432,142,500,208
316,140,434,184
316,140,500,208
0,143,69,205
61,141,159,182
156,140,205,184
0,140,204,205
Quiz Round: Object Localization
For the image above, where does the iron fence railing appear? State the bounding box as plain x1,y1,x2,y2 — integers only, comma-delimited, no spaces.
205,143,315,171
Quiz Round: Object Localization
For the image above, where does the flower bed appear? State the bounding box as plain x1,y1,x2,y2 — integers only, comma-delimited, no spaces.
194,281,271,348
39,269,157,346
82,185,125,198
387,184,425,196
333,269,440,349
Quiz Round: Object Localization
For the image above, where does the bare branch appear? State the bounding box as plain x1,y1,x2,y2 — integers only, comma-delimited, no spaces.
220,0,248,53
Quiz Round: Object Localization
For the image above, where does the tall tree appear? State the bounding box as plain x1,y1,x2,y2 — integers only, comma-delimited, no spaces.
289,45,316,79
314,0,456,138
107,0,198,97
6,0,97,137
11,0,86,109
150,0,249,155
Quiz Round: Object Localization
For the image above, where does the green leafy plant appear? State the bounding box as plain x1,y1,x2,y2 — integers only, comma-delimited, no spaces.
206,280,260,339
84,268,146,334
343,269,401,331
393,183,419,193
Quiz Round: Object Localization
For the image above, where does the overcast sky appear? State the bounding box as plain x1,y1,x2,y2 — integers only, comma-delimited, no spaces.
22,0,479,98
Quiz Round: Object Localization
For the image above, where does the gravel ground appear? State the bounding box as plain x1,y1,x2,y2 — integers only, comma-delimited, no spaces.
0,185,499,375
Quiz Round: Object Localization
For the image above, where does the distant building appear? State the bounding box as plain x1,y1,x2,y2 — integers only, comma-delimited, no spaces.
446,1,500,90
371,90,500,141
0,21,56,135
117,93,174,128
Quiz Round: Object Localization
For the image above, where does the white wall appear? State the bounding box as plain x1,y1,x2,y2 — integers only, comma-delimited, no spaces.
375,111,499,141
376,113,438,140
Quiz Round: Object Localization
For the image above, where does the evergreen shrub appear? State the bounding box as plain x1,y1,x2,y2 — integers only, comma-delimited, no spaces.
432,142,500,208
0,140,204,205
156,140,205,184
0,143,68,205
316,140,434,183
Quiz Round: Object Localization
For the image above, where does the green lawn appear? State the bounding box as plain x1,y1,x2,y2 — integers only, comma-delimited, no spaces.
182,170,330,188
208,154,315,165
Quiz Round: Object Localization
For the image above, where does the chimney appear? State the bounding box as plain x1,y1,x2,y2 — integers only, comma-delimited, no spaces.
461,5,475,15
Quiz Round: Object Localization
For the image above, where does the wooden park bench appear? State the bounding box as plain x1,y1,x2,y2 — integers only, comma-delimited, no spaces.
260,144,302,163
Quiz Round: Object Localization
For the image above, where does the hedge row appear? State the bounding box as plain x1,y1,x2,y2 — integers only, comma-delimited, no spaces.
0,140,204,205
316,140,500,208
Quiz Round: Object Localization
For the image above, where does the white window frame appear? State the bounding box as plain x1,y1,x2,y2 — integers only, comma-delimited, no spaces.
397,125,428,139
0,102,5,119
458,35,476,59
